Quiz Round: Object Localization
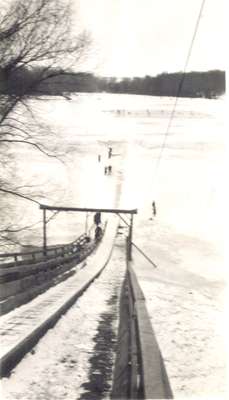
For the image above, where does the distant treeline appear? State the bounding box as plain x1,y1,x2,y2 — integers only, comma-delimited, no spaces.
0,67,225,99
102,70,225,99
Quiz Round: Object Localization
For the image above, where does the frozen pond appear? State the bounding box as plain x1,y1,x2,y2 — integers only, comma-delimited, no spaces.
3,92,227,398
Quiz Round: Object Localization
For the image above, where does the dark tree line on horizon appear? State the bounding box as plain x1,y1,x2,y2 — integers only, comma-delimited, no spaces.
0,0,225,251
1,68,225,99
102,70,225,99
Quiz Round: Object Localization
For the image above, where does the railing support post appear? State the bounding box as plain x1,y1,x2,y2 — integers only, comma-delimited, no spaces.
85,212,88,235
43,209,47,256
128,214,134,261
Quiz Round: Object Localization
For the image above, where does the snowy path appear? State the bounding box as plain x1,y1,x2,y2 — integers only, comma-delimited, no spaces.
0,216,118,363
1,235,126,400
3,93,226,399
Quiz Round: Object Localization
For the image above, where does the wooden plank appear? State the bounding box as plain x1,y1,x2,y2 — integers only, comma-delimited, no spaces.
39,204,138,214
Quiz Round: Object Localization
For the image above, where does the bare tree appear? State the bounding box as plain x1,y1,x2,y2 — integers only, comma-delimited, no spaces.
0,0,90,249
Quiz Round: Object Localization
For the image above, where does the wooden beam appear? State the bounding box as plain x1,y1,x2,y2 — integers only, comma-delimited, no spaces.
43,208,47,256
40,204,137,215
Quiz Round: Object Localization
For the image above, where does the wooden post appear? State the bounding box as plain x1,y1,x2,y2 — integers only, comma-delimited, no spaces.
128,214,134,261
85,212,88,235
39,204,137,260
126,236,130,262
129,285,138,398
43,208,47,256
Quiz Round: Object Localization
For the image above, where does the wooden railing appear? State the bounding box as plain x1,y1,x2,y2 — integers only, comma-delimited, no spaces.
112,239,173,399
0,233,91,268
0,225,106,315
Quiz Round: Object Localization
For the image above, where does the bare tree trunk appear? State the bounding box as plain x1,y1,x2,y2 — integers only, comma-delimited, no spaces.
0,0,91,249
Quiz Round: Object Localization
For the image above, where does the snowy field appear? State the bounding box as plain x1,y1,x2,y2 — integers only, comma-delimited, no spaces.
1,238,127,400
3,92,227,398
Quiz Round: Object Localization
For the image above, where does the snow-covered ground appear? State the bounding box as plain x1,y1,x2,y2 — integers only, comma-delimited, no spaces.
1,238,127,400
3,93,227,398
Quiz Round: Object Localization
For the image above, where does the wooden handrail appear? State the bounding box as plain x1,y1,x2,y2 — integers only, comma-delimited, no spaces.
127,264,173,399
0,233,87,262
0,220,106,267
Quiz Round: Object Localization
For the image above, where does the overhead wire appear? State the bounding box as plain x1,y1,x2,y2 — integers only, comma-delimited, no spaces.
132,0,207,268
152,0,207,191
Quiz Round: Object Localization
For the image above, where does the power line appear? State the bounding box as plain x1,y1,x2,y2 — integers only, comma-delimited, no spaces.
152,0,207,186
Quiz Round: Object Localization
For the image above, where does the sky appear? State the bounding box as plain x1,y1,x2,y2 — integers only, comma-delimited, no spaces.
76,0,226,77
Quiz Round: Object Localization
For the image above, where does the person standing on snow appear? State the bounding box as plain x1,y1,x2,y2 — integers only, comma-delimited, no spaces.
108,147,112,158
152,201,156,217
